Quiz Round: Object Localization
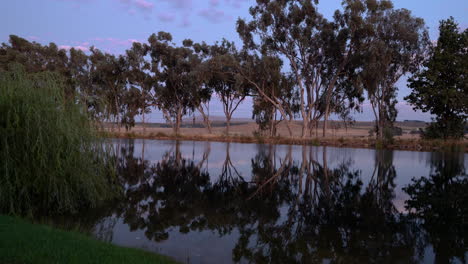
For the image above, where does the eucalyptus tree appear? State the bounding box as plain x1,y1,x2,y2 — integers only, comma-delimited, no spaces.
237,0,327,138
67,48,99,118
125,42,153,132
406,17,467,139
186,40,212,133
204,39,250,135
89,48,129,131
319,0,374,137
0,35,73,94
148,32,204,134
360,2,429,140
0,36,112,122
243,55,300,137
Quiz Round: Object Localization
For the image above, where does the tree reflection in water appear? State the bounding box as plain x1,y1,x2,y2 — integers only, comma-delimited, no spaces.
404,151,468,264
91,140,466,264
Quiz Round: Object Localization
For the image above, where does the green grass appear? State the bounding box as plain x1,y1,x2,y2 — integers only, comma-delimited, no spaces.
0,215,178,264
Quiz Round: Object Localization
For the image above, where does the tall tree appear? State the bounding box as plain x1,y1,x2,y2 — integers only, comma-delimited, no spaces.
319,0,369,137
188,41,212,133
237,0,326,138
243,55,300,137
89,48,129,131
148,32,204,134
406,17,467,139
360,3,429,140
205,39,249,135
125,42,153,132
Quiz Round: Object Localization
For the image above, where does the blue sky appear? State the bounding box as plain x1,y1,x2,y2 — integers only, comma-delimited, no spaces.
2,0,467,122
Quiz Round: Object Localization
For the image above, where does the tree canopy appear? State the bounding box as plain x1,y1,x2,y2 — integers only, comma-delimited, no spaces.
406,17,468,139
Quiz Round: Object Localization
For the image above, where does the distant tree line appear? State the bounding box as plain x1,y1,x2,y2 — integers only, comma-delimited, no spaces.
1,0,465,139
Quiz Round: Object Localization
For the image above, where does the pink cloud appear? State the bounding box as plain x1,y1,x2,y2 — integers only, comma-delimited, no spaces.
59,45,89,52
224,0,249,9
97,37,143,48
134,0,153,11
27,36,40,41
179,15,191,27
157,12,176,22
161,0,192,9
198,7,232,23
210,0,219,6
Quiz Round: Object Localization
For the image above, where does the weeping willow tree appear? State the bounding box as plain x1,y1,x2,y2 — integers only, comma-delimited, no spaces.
0,66,120,216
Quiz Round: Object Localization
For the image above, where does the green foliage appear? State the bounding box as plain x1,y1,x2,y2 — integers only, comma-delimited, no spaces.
155,132,168,137
422,117,465,139
311,138,321,146
252,131,265,144
406,17,468,139
203,39,249,134
0,215,177,264
375,140,384,149
383,127,396,145
148,32,209,134
360,6,429,140
0,68,119,216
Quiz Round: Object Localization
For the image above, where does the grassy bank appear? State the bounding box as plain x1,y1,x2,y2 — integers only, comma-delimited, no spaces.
0,215,177,264
105,131,468,153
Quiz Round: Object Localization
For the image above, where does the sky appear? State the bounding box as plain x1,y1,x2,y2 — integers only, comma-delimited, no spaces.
2,0,467,122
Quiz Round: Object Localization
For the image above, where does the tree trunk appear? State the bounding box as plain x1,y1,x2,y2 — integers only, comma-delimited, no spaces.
378,104,384,140
175,107,182,135
142,111,146,135
197,105,212,133
226,115,231,136
285,120,293,137
323,75,340,138
301,118,308,139
323,114,328,138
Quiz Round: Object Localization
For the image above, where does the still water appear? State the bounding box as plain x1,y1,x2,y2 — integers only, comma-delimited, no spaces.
85,139,467,264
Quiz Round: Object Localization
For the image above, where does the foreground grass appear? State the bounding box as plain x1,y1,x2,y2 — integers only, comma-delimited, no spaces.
0,215,177,264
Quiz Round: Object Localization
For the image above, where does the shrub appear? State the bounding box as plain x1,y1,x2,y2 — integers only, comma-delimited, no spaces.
311,138,320,146
155,132,167,137
422,118,466,139
0,68,119,216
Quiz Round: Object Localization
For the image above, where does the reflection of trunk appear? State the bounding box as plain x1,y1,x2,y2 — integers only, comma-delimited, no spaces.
220,142,244,186
196,142,211,169
142,139,145,161
369,150,396,208
248,145,292,200
323,146,330,196
299,146,307,194
175,140,181,166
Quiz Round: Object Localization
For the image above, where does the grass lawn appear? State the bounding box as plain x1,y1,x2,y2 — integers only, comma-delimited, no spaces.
0,215,178,264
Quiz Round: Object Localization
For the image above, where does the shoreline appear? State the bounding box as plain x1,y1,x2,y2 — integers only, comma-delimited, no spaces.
102,131,468,153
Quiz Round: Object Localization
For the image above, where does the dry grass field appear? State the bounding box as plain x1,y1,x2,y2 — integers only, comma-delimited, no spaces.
110,119,427,140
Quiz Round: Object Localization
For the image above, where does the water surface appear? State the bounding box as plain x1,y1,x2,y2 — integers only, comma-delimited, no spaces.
86,139,468,264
